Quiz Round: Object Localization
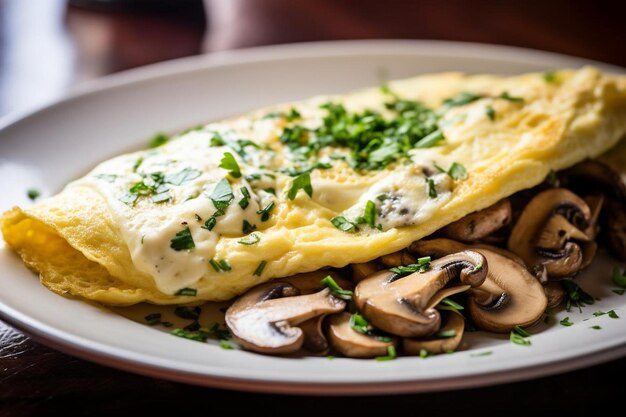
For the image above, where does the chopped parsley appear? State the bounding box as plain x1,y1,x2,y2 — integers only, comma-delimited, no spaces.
264,108,301,122
561,280,595,313
256,201,275,222
170,227,195,251
545,170,559,187
238,233,260,245
543,71,557,83
427,178,438,198
219,152,242,178
437,297,465,315
148,132,169,148
415,129,445,148
441,92,484,111
287,172,313,200
175,288,197,296
209,178,234,210
330,216,358,233
499,91,524,103
320,275,353,300
510,325,531,346
209,258,231,272
434,161,467,180
209,132,260,160
280,162,332,177
436,329,457,338
144,312,162,325
375,346,397,361
165,167,201,186
95,173,117,183
389,256,431,276
242,220,257,234
591,325,602,330
174,306,201,320
253,260,267,276
560,317,574,327
26,189,40,201
608,309,619,319
362,200,377,228
485,106,496,121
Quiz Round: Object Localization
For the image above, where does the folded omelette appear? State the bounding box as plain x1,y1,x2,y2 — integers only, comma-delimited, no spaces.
3,67,626,305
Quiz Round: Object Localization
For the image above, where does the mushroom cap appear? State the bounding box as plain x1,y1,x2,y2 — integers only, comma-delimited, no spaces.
225,282,346,354
327,313,397,358
441,199,512,242
354,251,487,337
403,312,465,355
508,188,591,278
467,249,547,332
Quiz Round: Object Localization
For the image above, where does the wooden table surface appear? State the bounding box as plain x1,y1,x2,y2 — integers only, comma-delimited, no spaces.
1,0,625,414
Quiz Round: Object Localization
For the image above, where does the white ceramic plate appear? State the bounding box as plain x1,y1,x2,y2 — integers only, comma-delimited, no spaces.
1,40,625,395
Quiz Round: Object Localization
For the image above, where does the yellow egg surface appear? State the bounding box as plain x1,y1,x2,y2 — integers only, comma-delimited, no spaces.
3,67,626,305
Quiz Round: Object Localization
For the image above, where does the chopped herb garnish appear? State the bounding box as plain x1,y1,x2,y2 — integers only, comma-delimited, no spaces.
330,216,358,233
593,311,606,317
419,349,430,358
165,167,201,186
238,187,251,209
375,346,397,361
280,162,332,177
415,129,445,148
441,92,484,110
209,258,231,272
238,233,260,245
170,227,195,251
242,220,256,234
389,256,431,276
320,275,353,300
209,178,234,210
144,312,162,325
219,259,231,272
608,310,619,319
448,162,467,180
470,350,493,357
219,152,242,178
26,189,40,201
561,280,595,313
546,170,558,187
95,173,117,183
209,259,221,272
543,71,557,83
287,172,313,200
485,106,496,121
510,325,531,346
175,288,197,296
427,178,438,198
612,267,626,288
202,217,217,231
264,108,301,122
437,297,465,315
219,339,234,350
174,306,201,320
363,200,377,228
148,132,169,148
591,325,602,330
499,91,524,103
253,260,267,276
350,313,372,335
436,329,457,338
613,289,626,295
132,156,144,173
171,328,208,342
256,201,275,222
263,187,276,195
560,317,574,326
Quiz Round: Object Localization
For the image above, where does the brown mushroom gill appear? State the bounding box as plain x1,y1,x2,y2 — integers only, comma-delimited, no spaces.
411,239,548,333
354,251,487,337
327,313,397,358
225,282,345,354
508,188,592,278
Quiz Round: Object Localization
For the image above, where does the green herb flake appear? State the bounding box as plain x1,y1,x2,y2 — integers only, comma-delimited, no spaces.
363,200,377,228
170,227,195,251
95,174,117,183
470,350,493,357
219,339,234,350
202,217,217,231
174,306,201,320
561,280,595,313
209,258,231,272
132,156,144,173
320,275,353,300
543,71,557,83
330,216,358,233
389,256,431,276
209,259,221,272
219,152,242,178
171,328,208,342
448,162,467,180
613,289,626,295
591,325,602,330
546,170,558,187
26,189,40,201
238,187,251,209
256,201,275,222
238,233,260,245
165,167,201,186
219,259,231,272
148,132,169,148
415,129,445,149
209,178,234,211
287,172,313,200
375,346,397,361
175,288,197,296
419,349,430,359
350,313,372,335
485,106,496,121
560,317,574,327
436,329,457,338
499,91,525,103
242,220,257,234
253,260,267,276
612,267,626,288
437,297,465,315
144,312,162,325
427,178,438,198
608,310,619,319
510,325,531,346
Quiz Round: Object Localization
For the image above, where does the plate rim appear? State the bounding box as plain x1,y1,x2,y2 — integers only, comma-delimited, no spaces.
1,39,625,395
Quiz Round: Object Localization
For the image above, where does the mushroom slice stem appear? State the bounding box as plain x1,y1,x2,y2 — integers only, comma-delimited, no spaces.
508,188,591,279
327,313,397,358
354,251,487,337
441,199,512,242
403,312,465,355
225,283,346,354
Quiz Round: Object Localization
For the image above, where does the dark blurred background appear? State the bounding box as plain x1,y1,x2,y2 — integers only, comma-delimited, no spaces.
1,0,626,414
1,0,625,117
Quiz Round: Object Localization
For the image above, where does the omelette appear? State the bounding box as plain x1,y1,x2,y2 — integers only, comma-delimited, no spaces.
2,66,626,306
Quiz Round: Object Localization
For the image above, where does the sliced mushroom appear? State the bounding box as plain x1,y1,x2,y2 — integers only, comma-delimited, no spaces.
411,238,548,333
225,282,345,354
378,251,416,267
327,313,397,358
403,312,465,355
354,251,487,337
559,160,626,198
440,199,512,242
278,270,353,294
351,261,380,283
508,188,591,278
299,315,329,353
